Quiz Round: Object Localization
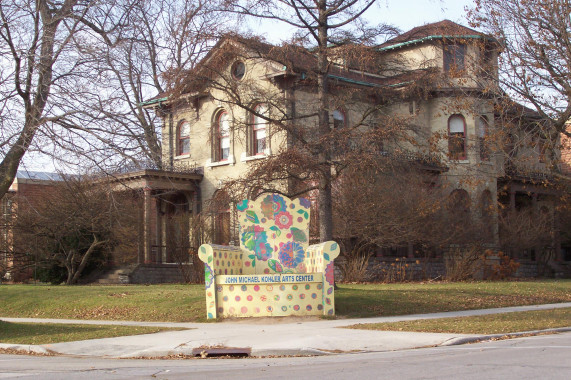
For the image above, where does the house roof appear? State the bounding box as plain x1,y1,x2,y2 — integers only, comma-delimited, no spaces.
144,34,434,106
379,19,497,51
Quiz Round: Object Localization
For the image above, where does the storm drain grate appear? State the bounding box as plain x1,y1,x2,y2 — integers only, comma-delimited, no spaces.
192,347,251,358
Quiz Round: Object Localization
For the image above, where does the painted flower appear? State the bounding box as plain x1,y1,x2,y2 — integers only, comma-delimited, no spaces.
204,263,214,290
296,262,307,273
273,194,287,213
299,197,311,209
241,225,273,261
261,194,288,219
325,261,335,285
260,195,276,219
278,241,305,268
236,199,249,211
275,211,293,229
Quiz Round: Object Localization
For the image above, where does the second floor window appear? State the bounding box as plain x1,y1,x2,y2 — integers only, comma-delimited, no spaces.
444,43,466,74
252,104,268,155
448,114,466,160
216,111,230,161
178,121,190,156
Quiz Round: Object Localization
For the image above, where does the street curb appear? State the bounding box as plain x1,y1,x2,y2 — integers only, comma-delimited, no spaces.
0,343,53,355
440,327,571,346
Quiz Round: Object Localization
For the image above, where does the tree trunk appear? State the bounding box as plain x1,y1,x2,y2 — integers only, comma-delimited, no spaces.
316,1,333,242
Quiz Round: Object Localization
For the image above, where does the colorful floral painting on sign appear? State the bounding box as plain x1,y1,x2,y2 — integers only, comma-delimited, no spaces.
198,194,339,319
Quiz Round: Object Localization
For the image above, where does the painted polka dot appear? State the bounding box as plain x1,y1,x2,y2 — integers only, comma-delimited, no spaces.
245,261,251,267
279,285,286,291
229,307,235,314
297,217,303,223
255,307,260,313
317,283,323,290
247,295,253,301
264,268,270,274
306,305,312,311
274,295,280,301
241,307,248,314
293,305,300,311
311,293,317,299
292,285,298,291
281,306,288,312
216,285,223,292
290,203,295,209
287,294,293,300
266,306,273,312
218,307,224,313
317,304,323,310
260,295,267,302
266,285,273,291
229,285,234,291
241,285,247,291
261,218,266,223
328,309,334,315
327,287,333,295
305,284,310,290
254,285,260,292
223,296,228,302
299,293,305,299
235,295,241,302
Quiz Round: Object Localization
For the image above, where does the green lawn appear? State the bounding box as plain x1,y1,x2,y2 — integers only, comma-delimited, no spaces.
347,307,571,334
0,280,569,322
0,321,183,345
334,280,571,318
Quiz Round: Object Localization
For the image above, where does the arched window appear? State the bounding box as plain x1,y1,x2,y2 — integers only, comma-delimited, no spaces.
478,116,489,161
178,120,190,156
215,110,230,161
448,114,466,160
252,103,268,155
332,109,346,128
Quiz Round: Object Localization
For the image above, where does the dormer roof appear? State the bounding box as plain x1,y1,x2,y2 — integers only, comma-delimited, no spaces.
378,19,498,51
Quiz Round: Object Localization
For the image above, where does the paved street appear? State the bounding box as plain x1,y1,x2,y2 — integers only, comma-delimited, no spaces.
1,332,570,379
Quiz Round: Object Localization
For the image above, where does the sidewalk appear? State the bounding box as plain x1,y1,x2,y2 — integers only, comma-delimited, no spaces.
1,302,570,358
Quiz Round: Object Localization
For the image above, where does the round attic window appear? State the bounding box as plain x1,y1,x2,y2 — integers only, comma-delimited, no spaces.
231,61,245,80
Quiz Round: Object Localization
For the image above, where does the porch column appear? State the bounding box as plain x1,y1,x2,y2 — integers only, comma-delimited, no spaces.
155,197,163,264
143,187,152,263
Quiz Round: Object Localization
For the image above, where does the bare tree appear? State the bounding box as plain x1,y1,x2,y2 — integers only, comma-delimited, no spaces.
468,0,571,160
0,0,132,199
14,176,131,285
220,0,397,241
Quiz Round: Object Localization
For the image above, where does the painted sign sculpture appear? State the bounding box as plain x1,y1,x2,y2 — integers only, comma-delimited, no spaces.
198,193,340,319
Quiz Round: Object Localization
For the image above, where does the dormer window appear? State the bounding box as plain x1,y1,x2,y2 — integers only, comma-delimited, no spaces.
444,43,466,75
231,61,245,80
